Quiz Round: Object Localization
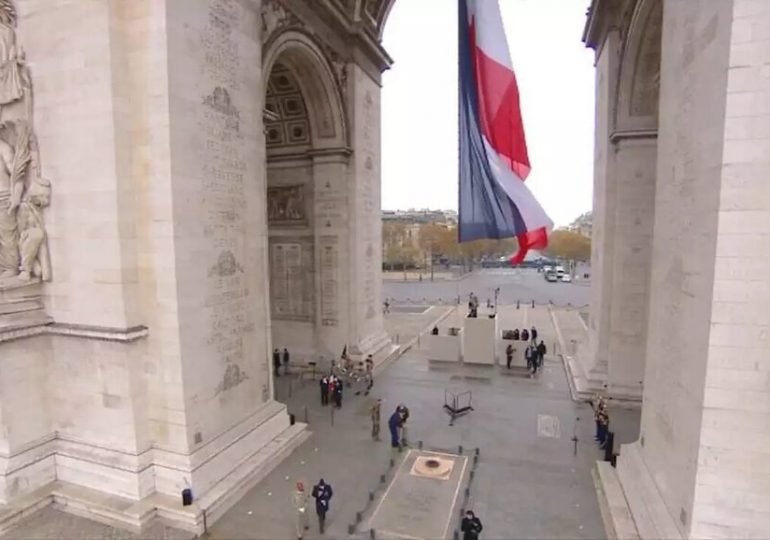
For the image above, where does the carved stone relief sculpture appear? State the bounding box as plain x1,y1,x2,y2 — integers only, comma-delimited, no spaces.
0,0,51,286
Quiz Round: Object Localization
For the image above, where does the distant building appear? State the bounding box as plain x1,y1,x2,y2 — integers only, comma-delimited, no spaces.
568,211,592,238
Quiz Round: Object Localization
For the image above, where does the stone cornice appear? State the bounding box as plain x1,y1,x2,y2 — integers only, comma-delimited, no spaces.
0,321,149,344
610,128,658,143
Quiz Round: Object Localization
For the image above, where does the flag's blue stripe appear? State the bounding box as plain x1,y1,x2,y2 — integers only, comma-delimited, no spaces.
457,0,527,243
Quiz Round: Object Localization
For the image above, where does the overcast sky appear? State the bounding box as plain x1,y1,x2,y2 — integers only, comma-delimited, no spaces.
381,0,595,227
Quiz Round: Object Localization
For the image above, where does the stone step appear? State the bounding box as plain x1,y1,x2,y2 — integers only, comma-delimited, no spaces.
594,461,640,540
0,423,310,536
154,422,310,532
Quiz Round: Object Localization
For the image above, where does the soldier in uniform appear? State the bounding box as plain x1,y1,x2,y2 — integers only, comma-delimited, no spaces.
370,398,381,441
505,343,514,369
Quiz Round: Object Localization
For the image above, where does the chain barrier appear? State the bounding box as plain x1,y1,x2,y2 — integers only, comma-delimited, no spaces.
385,297,588,310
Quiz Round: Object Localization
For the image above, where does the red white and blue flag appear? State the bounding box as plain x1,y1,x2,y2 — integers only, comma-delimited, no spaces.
458,0,552,263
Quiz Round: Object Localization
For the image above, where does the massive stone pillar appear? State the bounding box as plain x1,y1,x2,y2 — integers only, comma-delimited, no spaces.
0,0,308,532
584,20,621,393
597,1,770,537
583,0,660,400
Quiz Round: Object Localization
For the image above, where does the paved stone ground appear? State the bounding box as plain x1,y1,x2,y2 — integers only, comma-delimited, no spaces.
384,268,590,308
0,506,195,540
383,304,455,349
1,304,632,540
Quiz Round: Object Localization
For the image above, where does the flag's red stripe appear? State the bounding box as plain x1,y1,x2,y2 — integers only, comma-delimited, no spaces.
471,39,531,181
510,227,548,264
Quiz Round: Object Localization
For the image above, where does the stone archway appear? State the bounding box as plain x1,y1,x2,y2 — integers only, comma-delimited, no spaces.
583,0,662,400
261,32,352,368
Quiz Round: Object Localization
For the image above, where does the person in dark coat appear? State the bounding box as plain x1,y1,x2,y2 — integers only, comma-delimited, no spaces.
283,348,290,375
461,510,483,540
512,328,519,340
388,409,401,448
536,340,547,367
320,377,329,406
531,326,538,342
333,378,343,408
505,343,514,369
311,479,333,534
273,348,281,377
521,328,529,341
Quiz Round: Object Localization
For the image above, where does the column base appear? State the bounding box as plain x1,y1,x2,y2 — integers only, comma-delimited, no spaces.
0,404,309,535
593,442,683,540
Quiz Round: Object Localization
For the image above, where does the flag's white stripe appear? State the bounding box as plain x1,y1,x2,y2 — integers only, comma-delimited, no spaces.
482,136,553,233
466,0,513,71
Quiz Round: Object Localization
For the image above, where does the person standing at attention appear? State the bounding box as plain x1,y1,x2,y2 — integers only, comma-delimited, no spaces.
320,376,329,406
505,343,514,369
283,348,290,375
370,398,381,441
273,348,281,377
311,478,333,534
333,377,343,408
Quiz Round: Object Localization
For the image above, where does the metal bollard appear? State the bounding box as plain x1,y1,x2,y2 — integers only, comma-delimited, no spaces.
390,458,395,468
369,491,375,502
464,487,470,497
418,440,423,450
473,454,478,466
348,524,355,535
470,470,475,481
531,299,535,308
380,474,386,484
304,406,308,424
370,528,376,540
356,511,363,523
458,445,463,455
516,300,520,309
475,447,480,456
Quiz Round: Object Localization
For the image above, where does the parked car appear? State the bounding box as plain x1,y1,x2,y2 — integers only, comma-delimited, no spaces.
545,272,558,282
560,273,572,283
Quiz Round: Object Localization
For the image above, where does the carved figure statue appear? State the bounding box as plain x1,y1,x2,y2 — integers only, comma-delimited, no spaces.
0,0,24,109
0,132,16,277
0,1,53,285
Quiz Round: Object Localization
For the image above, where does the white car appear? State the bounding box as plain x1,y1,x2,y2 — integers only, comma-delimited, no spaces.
560,273,572,283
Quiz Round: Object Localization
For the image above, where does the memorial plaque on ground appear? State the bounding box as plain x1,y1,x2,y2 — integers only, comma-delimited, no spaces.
368,450,468,539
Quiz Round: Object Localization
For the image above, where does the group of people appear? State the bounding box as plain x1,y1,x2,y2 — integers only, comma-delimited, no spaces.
594,395,610,450
273,347,290,377
319,375,344,408
293,478,333,539
504,326,547,374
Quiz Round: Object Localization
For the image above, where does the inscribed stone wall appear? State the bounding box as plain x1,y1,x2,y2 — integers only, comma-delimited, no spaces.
639,1,733,535
165,0,272,446
350,65,383,347
690,2,770,537
606,137,655,397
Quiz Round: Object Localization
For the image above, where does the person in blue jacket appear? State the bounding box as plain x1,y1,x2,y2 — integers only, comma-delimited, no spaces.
388,409,401,448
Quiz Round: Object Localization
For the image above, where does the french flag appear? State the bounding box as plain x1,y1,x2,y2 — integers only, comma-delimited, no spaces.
458,0,552,263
